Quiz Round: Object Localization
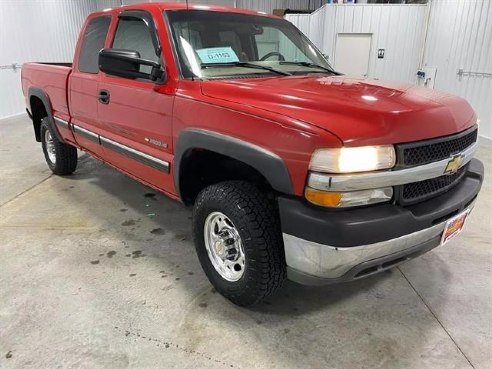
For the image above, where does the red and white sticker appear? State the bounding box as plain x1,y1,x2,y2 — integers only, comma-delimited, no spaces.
440,209,470,246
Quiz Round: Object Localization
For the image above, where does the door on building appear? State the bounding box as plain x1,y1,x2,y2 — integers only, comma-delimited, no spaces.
334,33,372,77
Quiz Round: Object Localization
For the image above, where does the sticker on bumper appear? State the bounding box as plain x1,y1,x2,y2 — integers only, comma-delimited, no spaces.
441,209,470,246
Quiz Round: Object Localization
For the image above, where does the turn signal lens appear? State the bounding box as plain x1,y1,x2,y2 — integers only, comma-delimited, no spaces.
305,188,343,207
305,187,393,208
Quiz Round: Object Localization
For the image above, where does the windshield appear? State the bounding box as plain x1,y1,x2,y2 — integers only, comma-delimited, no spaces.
165,10,337,79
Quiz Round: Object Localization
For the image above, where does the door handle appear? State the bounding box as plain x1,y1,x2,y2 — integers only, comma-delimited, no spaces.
98,90,110,104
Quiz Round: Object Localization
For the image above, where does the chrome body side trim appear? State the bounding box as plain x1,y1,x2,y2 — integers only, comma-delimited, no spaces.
53,117,69,130
283,202,474,280
73,124,100,144
308,142,478,192
70,123,169,173
100,136,169,173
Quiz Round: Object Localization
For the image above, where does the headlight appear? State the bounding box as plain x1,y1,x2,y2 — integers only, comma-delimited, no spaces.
309,145,396,173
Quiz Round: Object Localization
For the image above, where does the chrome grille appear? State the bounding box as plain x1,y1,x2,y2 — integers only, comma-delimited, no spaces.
396,126,477,206
398,126,477,167
400,165,468,205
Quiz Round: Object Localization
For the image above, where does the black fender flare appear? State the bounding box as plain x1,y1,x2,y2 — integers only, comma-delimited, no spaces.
174,129,294,198
28,87,65,143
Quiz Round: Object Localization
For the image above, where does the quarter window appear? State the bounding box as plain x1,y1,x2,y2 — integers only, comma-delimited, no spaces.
79,16,111,73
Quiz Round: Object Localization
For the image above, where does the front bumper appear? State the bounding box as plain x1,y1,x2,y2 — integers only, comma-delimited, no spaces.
279,158,484,285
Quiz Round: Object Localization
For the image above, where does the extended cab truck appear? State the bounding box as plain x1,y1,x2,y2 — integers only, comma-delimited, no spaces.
22,3,484,306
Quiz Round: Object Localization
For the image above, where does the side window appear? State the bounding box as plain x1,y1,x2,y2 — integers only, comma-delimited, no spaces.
112,17,158,63
79,16,111,73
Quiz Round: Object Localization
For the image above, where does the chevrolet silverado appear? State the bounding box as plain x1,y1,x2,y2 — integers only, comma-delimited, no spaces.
21,3,484,306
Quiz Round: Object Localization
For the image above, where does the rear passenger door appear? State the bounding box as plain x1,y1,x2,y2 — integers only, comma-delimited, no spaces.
97,10,174,192
69,15,111,157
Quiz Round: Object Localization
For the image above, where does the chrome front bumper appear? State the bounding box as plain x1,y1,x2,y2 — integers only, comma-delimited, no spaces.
283,202,475,285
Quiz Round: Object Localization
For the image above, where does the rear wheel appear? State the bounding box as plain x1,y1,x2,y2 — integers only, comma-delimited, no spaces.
40,118,77,175
193,181,286,306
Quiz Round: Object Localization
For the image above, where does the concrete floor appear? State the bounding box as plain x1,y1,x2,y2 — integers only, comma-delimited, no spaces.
0,114,490,369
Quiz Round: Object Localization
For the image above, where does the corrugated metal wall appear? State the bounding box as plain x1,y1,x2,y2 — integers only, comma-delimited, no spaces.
424,0,492,139
95,0,121,8
286,4,428,83
0,0,112,119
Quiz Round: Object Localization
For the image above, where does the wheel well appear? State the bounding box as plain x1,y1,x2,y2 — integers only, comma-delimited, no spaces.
30,96,48,142
179,149,272,206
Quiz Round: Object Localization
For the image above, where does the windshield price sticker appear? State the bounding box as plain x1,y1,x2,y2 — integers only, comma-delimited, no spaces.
197,47,239,64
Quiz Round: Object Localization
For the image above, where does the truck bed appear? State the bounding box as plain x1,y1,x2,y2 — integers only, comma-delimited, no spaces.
21,62,72,118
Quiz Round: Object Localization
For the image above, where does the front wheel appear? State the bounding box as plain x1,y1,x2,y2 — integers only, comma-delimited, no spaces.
40,118,77,175
193,181,286,306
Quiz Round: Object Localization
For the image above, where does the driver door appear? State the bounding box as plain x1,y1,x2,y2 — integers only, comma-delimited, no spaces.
97,10,174,192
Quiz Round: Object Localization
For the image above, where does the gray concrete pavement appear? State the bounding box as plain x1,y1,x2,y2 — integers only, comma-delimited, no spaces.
0,114,491,369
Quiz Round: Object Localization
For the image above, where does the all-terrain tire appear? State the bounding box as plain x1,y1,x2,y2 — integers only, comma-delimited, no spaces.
193,181,286,306
40,117,77,175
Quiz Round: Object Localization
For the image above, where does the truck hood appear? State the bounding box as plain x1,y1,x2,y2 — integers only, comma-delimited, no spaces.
200,76,476,146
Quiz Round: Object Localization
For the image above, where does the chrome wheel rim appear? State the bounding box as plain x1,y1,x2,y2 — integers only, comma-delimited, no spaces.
204,211,245,281
44,129,56,164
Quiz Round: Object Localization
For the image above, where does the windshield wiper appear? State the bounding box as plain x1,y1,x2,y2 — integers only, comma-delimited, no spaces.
279,61,340,75
201,62,291,76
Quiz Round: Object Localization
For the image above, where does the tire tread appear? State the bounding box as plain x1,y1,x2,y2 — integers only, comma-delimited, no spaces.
41,118,77,175
193,181,286,306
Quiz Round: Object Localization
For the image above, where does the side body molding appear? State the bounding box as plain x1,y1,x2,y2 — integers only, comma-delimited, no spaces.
28,87,65,143
174,129,294,197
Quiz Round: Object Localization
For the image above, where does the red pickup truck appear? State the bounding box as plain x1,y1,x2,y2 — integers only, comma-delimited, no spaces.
22,3,484,306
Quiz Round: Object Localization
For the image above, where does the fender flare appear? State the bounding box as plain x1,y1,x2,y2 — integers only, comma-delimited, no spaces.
174,129,294,197
28,87,65,143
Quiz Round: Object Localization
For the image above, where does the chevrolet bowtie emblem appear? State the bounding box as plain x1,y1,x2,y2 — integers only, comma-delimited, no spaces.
444,154,465,175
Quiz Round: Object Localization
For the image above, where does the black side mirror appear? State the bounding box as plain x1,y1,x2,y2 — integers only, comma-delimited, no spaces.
99,48,165,82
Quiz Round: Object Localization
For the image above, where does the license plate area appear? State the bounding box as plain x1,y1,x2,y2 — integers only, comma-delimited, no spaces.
440,209,470,246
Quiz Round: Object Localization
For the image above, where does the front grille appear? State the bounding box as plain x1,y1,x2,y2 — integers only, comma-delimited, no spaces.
395,126,477,206
400,127,477,167
400,165,468,205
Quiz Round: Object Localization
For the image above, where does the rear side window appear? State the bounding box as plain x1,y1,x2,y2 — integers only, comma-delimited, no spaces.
112,18,158,63
79,16,111,73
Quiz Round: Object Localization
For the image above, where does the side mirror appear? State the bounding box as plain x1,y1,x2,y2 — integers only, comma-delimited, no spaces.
99,48,165,82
